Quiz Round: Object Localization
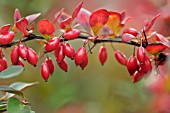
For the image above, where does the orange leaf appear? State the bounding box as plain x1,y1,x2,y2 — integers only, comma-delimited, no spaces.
146,43,167,55
106,11,122,37
89,9,109,36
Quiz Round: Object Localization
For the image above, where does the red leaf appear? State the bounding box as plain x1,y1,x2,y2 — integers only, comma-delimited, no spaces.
59,17,72,30
0,24,11,34
144,14,162,32
146,43,167,55
122,33,135,42
15,18,28,35
156,33,170,48
77,8,91,32
53,8,64,24
26,13,41,24
37,19,55,36
14,9,21,22
89,9,109,36
72,2,83,20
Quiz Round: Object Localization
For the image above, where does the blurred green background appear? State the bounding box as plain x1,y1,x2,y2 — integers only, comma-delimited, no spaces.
0,0,169,113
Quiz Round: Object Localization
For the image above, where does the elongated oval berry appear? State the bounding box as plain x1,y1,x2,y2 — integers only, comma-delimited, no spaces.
123,28,138,37
132,70,145,83
45,37,60,52
98,45,107,65
80,55,88,70
140,56,152,73
74,47,87,65
0,64,4,72
58,59,68,72
127,56,139,75
41,63,50,82
0,57,8,70
114,50,127,66
11,46,19,65
63,43,75,59
45,58,55,74
14,58,24,67
56,45,65,63
18,45,28,60
137,46,146,64
0,31,14,44
27,48,38,67
64,29,80,40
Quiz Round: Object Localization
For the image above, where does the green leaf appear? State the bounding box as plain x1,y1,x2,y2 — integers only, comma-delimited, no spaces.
0,66,24,79
7,97,34,113
2,82,39,100
0,86,24,100
0,104,7,112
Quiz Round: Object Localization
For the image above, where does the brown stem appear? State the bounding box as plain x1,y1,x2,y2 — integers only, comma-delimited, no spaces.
0,33,140,48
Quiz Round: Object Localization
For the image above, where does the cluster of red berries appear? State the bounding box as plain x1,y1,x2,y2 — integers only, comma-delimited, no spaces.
10,45,38,67
41,35,88,81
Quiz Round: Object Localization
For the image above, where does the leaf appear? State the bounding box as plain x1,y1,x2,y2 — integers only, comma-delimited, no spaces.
72,2,83,20
3,82,39,100
89,9,109,36
14,9,21,22
7,97,34,113
0,66,24,79
144,14,161,32
26,13,41,24
0,24,11,34
0,86,24,99
37,19,55,36
77,8,91,32
53,8,64,24
146,43,167,55
15,18,28,35
156,33,170,48
0,104,7,111
106,11,122,37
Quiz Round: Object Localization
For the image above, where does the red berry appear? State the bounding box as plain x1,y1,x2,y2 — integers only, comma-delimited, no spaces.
114,50,127,66
45,58,55,74
27,48,38,67
132,70,145,83
140,56,152,73
74,47,87,65
0,31,14,44
63,43,75,59
137,46,146,64
123,28,138,37
41,63,50,82
56,45,65,63
11,46,19,65
45,37,60,52
127,56,139,75
58,59,68,72
18,45,28,60
0,57,8,70
80,55,88,70
14,58,24,67
98,45,108,65
64,29,80,40
0,64,4,72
